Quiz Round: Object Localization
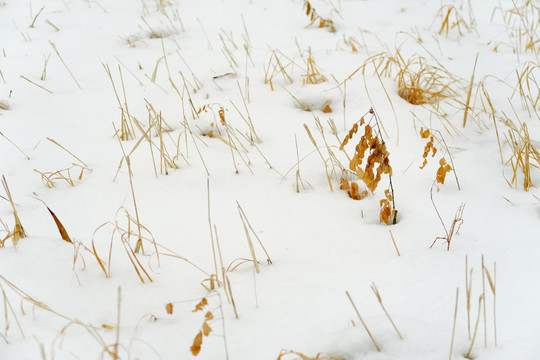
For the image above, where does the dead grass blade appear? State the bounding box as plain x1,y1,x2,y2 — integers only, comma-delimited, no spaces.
1,175,26,246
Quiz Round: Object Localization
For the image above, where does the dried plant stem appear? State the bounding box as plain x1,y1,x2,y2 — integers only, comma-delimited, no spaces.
207,179,220,284
1,284,25,338
465,256,472,340
239,212,259,274
226,274,239,319
113,287,121,360
237,202,272,265
304,124,334,191
484,261,497,347
19,75,53,94
29,6,44,28
449,288,459,360
465,295,484,359
462,53,478,128
388,230,400,256
0,131,30,159
481,255,487,348
46,137,88,167
49,41,81,89
371,283,402,340
1,175,26,246
493,262,497,346
345,291,381,352
115,134,143,254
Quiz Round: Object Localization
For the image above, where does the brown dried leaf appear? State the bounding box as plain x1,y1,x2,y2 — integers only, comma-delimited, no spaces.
166,303,173,314
205,311,214,321
323,104,332,113
339,178,350,190
193,298,208,312
420,128,430,138
191,331,203,356
436,158,453,184
202,322,212,336
45,206,73,244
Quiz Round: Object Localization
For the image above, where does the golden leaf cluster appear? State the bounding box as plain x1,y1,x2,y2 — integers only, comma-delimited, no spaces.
190,297,214,356
339,177,368,200
419,128,452,185
419,128,437,169
380,189,396,225
218,107,226,125
345,123,392,193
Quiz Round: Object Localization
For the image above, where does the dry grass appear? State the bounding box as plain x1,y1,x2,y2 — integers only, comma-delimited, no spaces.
1,175,26,247
511,62,540,116
396,54,458,105
264,49,296,90
345,290,381,352
433,5,472,37
501,0,540,55
34,163,89,188
237,201,272,272
277,349,343,360
303,1,336,33
91,207,159,283
302,48,327,85
503,119,540,191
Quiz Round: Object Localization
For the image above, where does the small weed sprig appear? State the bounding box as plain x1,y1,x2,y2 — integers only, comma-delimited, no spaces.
304,1,336,32
430,183,464,250
165,294,229,358
190,297,215,356
419,128,461,189
339,108,397,224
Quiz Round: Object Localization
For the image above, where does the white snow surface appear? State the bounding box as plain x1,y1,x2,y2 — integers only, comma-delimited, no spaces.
1,0,540,359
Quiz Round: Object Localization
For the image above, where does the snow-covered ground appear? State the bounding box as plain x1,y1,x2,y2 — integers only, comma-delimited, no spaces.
1,0,539,359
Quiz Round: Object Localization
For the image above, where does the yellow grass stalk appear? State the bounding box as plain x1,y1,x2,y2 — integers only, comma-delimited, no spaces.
19,75,53,94
449,288,459,360
388,230,401,256
1,176,26,246
303,124,334,191
462,54,478,127
49,41,81,89
371,283,403,339
485,262,497,346
345,291,381,352
465,295,484,359
237,202,272,266
0,131,30,159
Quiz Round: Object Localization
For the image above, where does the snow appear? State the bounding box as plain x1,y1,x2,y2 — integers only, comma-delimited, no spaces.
1,0,540,359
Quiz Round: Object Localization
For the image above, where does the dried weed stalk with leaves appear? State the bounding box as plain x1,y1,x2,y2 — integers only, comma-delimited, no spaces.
339,108,397,224
304,1,336,33
419,128,460,189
